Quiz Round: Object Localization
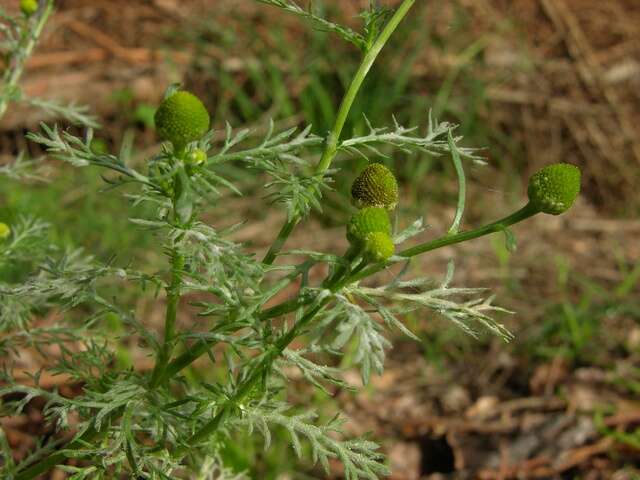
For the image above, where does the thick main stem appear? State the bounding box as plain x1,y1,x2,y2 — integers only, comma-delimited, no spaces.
180,298,328,451
149,247,184,389
261,0,416,265
0,1,53,121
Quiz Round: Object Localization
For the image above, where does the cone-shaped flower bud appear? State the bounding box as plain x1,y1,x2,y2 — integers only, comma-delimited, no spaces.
364,232,394,262
21,0,38,16
154,91,210,152
351,163,399,210
527,163,581,215
347,207,391,245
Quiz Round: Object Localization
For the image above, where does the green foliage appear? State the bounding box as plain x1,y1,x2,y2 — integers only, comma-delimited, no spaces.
527,163,581,215
154,90,211,151
351,162,399,210
0,0,97,127
0,1,578,479
256,0,370,51
525,257,640,364
596,411,640,450
186,148,207,166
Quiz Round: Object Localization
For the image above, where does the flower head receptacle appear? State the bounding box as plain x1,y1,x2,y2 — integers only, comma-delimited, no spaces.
347,207,391,245
20,0,38,17
364,231,394,262
154,91,210,153
351,163,399,210
527,163,581,215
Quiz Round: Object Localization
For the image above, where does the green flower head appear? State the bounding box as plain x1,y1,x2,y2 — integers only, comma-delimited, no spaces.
154,91,210,152
21,0,38,16
364,232,394,262
90,138,109,155
0,223,11,241
527,163,581,215
186,149,207,166
351,163,399,210
347,207,391,245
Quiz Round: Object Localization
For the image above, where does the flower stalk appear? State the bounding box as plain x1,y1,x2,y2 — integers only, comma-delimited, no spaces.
262,0,417,264
148,245,184,389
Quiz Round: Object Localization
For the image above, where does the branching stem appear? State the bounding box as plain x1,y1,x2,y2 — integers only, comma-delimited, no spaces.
184,206,540,449
164,203,540,387
16,202,540,477
179,293,330,451
262,0,416,265
350,202,540,282
184,205,544,451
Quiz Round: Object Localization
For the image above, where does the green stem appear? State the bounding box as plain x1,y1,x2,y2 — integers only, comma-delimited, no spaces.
315,0,416,174
350,202,540,283
159,203,540,387
262,217,297,265
0,0,54,121
261,0,416,265
322,245,359,288
18,203,539,477
180,300,327,451
149,247,184,389
13,417,110,480
180,229,416,451
156,296,308,387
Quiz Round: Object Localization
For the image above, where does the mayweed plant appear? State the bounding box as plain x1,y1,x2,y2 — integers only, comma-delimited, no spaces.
1,1,582,479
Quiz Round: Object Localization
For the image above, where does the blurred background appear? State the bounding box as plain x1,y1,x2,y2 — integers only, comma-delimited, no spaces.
1,0,639,478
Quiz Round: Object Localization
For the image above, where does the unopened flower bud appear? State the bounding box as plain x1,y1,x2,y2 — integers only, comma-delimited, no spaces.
364,231,394,262
527,163,581,215
0,223,11,240
186,149,207,166
154,91,210,152
351,163,399,210
347,207,391,245
21,0,38,17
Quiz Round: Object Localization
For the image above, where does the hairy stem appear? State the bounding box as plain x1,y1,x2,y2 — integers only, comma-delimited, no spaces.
155,296,308,387
179,299,328,451
162,203,540,387
351,202,540,282
185,205,540,447
0,1,54,121
262,217,297,265
16,203,539,477
14,419,109,480
149,246,184,389
322,245,359,288
262,0,416,265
